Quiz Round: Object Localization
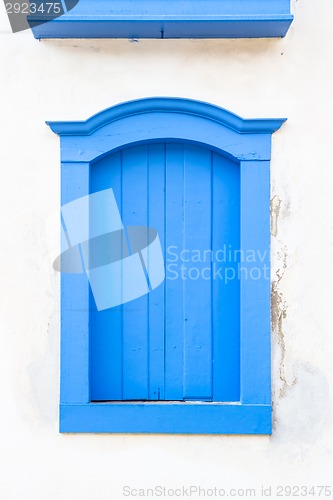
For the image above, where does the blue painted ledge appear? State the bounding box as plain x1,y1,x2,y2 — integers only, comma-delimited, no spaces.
60,403,272,434
31,0,293,39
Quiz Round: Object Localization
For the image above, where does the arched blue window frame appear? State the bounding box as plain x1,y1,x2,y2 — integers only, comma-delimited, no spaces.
48,97,286,434
31,0,293,39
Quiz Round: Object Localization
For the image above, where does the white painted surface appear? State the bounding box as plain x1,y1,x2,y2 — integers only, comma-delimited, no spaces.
0,0,332,498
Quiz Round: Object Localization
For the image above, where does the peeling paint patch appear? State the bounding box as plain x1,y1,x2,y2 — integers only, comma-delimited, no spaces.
272,247,287,397
271,247,296,402
270,194,281,237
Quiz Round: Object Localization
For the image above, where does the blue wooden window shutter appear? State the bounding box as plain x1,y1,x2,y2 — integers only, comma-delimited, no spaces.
31,0,293,39
48,97,286,434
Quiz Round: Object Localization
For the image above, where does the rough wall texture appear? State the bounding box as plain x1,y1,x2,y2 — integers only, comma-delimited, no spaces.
0,0,332,498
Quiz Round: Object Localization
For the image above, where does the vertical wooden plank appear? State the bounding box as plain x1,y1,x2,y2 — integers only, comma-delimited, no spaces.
212,153,240,402
165,143,185,400
121,145,149,400
240,160,271,405
60,161,90,404
147,144,166,400
183,145,212,400
89,153,123,400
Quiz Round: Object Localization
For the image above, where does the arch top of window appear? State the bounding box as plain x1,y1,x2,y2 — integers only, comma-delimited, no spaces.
31,0,293,39
47,97,286,164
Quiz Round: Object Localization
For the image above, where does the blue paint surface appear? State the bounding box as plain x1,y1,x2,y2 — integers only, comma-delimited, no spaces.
48,97,285,433
31,0,293,39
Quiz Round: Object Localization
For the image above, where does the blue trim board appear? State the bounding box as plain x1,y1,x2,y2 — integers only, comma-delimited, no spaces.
31,0,293,39
61,162,90,404
49,98,286,434
240,161,271,405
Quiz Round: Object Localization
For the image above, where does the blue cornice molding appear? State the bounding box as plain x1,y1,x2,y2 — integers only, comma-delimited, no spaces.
31,0,293,39
47,97,287,137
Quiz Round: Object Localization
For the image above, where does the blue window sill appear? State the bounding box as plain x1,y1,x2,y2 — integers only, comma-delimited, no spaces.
60,403,272,434
31,0,293,39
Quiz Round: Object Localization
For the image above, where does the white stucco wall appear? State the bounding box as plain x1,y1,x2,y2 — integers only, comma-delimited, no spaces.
1,0,332,498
